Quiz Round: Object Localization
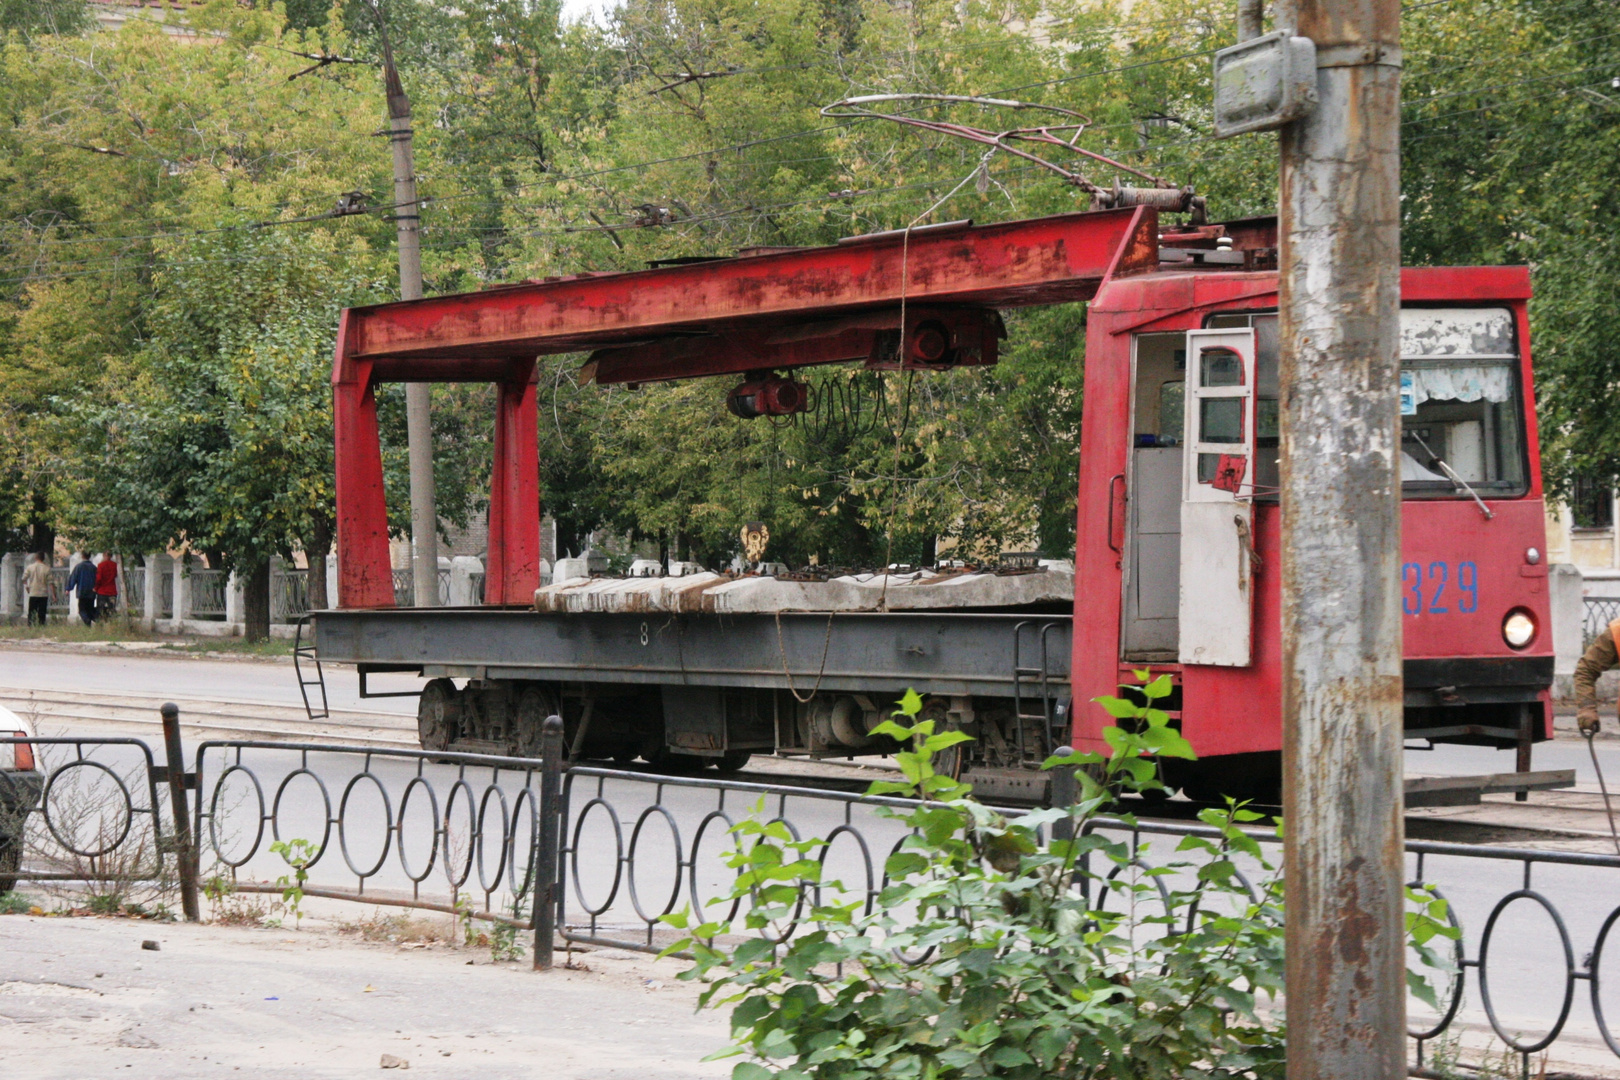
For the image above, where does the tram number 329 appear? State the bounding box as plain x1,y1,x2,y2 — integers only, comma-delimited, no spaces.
1401,561,1479,615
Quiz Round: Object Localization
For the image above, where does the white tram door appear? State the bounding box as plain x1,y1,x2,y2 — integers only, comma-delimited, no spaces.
1179,329,1257,667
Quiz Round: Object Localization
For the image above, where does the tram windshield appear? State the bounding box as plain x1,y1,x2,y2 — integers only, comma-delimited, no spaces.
1398,308,1526,498
1203,307,1527,501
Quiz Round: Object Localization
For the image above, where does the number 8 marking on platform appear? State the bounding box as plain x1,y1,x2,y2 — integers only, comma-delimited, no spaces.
1402,561,1478,615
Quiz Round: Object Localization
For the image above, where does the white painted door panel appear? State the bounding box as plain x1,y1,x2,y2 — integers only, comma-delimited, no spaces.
1179,329,1256,667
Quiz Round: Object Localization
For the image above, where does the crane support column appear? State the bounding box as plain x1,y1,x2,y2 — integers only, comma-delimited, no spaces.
1278,0,1406,1077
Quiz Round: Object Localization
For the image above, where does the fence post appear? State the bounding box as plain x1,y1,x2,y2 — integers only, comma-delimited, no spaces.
532,714,565,971
1549,564,1584,700
141,554,161,630
160,703,201,922
172,556,192,634
1049,745,1077,844
67,552,83,623
449,556,482,606
0,553,18,623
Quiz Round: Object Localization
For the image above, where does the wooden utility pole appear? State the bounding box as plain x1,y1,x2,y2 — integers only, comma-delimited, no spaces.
1276,0,1407,1076
374,2,439,607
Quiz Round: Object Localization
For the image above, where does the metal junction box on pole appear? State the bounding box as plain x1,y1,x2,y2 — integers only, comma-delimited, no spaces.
1212,30,1319,137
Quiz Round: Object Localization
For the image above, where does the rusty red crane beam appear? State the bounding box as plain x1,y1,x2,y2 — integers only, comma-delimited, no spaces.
332,207,1158,608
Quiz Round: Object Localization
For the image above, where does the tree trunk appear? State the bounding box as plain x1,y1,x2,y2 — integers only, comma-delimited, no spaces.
28,491,54,557
242,559,271,642
305,517,332,611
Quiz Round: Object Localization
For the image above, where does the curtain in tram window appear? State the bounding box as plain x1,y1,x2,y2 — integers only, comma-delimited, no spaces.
1402,363,1514,406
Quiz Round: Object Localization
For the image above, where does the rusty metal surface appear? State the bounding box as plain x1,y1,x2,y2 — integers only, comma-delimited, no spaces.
1278,0,1407,1075
339,209,1157,364
310,608,1073,699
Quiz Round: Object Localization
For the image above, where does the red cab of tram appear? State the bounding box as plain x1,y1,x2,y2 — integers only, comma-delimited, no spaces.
1071,220,1551,800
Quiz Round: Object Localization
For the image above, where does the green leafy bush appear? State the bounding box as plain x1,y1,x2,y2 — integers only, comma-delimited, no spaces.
665,680,1456,1080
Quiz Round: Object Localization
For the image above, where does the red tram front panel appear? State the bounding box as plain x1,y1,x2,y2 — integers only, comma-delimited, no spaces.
1072,264,1551,787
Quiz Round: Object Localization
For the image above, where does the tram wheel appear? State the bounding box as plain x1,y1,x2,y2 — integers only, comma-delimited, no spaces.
715,751,752,773
417,678,460,752
510,685,560,760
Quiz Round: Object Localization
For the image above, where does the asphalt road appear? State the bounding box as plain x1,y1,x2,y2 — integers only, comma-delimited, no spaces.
0,648,419,718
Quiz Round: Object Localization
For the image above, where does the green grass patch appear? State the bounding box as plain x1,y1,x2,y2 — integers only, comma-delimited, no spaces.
172,637,294,658
0,620,162,644
0,621,293,656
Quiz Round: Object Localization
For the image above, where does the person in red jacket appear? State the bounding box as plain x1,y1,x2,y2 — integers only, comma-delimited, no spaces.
93,552,119,621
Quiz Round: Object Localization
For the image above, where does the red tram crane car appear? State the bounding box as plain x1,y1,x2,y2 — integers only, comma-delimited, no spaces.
1073,223,1548,800
317,207,1551,800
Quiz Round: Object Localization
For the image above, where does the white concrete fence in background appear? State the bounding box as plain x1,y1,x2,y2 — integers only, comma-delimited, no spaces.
0,553,491,637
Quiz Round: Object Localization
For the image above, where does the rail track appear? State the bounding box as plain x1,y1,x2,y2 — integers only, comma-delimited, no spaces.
5,684,1615,847
0,685,417,748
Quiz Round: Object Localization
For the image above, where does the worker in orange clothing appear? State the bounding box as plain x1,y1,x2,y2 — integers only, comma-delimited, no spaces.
1574,617,1620,735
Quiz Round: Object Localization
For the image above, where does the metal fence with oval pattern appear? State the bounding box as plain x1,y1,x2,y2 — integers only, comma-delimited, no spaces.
552,768,1620,1080
1,736,168,893
193,740,549,927
1587,597,1620,650
556,767,928,956
9,713,1620,1077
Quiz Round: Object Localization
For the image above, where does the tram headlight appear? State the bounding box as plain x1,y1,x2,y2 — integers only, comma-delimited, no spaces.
1502,609,1537,649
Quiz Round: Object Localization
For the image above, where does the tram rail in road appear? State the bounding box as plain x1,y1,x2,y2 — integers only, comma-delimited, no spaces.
0,685,418,749
8,682,1614,848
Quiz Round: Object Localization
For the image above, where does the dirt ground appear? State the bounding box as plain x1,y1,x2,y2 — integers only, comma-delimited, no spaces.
0,902,731,1079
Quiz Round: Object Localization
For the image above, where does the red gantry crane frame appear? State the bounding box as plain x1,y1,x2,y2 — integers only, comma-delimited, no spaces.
332,206,1160,609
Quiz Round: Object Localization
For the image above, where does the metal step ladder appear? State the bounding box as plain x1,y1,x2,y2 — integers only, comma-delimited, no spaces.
1012,620,1067,760
293,615,329,722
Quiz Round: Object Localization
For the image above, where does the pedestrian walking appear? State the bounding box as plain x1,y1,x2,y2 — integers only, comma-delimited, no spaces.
94,552,119,621
22,553,50,626
66,552,98,626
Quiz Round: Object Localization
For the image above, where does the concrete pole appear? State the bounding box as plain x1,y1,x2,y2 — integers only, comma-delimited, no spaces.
1277,1,1406,1078
1237,0,1264,42
376,7,438,607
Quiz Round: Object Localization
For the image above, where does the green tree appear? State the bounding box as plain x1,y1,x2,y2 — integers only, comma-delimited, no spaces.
61,228,380,637
0,0,90,37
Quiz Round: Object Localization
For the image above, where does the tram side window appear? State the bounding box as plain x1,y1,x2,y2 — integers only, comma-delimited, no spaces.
1400,308,1526,499
1207,307,1527,501
1133,336,1186,446
1205,313,1279,498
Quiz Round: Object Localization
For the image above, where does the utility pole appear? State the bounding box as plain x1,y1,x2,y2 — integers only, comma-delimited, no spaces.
1237,0,1264,45
374,3,439,607
1276,0,1406,1077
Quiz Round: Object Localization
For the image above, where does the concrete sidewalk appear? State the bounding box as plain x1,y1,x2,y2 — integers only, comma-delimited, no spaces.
0,911,730,1079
